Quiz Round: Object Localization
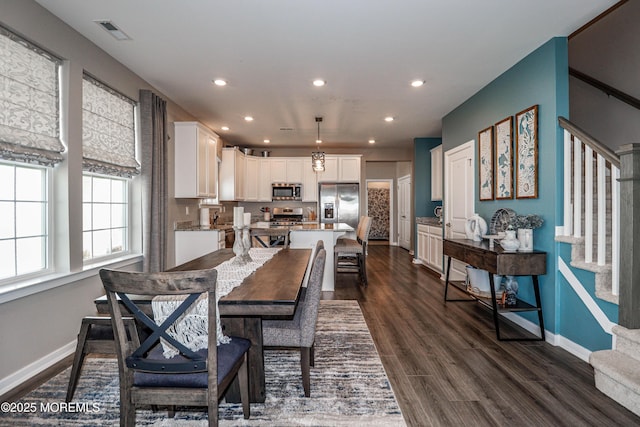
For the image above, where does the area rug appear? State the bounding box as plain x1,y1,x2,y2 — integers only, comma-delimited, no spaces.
1,300,406,426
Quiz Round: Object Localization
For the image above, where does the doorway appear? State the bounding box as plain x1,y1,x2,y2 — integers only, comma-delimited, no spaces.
398,175,411,251
444,140,475,280
366,179,393,245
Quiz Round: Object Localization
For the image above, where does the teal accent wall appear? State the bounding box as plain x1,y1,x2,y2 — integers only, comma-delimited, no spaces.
557,244,617,350
413,138,442,254
442,38,570,341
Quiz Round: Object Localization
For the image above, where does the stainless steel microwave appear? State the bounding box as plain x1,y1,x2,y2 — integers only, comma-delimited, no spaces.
272,183,302,201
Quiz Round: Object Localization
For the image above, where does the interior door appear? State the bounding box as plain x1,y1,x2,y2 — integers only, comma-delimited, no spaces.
398,175,411,250
444,141,474,280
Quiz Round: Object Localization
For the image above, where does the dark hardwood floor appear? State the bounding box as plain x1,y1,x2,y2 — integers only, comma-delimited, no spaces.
325,245,640,427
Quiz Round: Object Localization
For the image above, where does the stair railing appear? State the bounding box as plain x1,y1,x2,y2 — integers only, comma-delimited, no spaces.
559,117,620,296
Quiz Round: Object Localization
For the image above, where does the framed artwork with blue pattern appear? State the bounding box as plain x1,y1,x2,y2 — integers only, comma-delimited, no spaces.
494,116,513,200
478,126,494,201
515,105,538,199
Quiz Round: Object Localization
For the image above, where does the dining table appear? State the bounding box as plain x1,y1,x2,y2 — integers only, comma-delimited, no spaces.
94,247,313,403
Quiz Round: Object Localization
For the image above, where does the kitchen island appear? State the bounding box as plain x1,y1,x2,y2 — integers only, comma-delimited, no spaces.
287,222,354,291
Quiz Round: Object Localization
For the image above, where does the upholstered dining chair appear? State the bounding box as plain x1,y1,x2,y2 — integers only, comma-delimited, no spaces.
99,268,250,427
334,216,372,286
66,315,139,402
300,239,325,301
261,248,326,397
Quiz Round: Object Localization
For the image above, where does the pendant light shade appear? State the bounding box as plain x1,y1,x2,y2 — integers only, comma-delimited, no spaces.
312,117,325,172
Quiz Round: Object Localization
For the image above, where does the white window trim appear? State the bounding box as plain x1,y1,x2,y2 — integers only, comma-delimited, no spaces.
0,253,143,305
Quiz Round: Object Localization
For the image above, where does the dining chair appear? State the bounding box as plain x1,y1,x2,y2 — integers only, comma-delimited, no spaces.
300,239,324,301
99,268,250,427
261,248,326,397
336,215,365,244
66,316,139,402
334,216,372,286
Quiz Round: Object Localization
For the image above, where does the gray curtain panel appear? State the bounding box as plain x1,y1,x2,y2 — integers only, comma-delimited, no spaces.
139,89,168,272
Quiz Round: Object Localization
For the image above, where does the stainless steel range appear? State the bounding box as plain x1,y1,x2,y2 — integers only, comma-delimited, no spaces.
270,207,304,226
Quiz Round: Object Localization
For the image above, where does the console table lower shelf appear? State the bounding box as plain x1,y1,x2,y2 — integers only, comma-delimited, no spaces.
443,238,546,342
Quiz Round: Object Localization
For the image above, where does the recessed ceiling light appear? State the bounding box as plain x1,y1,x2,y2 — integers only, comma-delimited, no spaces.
384,116,394,122
411,80,425,87
213,79,227,86
313,79,326,87
264,139,270,143
244,116,254,122
368,139,376,144
221,126,229,131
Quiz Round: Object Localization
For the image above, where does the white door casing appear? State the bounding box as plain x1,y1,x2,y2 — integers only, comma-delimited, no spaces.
444,140,474,281
398,175,411,251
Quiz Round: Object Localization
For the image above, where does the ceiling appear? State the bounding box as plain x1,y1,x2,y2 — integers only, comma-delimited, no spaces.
35,0,615,149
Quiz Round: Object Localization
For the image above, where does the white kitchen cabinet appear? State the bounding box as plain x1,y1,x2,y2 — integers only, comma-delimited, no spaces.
338,156,361,182
317,155,361,183
317,157,337,182
270,158,287,182
243,157,271,202
416,223,442,273
302,162,318,202
431,145,443,201
258,158,272,201
219,148,246,201
175,230,221,265
269,158,303,183
174,122,218,198
244,156,258,201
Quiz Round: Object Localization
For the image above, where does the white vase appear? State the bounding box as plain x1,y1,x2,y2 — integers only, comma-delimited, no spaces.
500,230,520,251
517,228,533,252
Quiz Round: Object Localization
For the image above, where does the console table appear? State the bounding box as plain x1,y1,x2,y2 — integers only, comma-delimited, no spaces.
443,238,546,341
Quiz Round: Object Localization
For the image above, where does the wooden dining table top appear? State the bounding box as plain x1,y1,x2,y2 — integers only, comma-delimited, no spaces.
94,248,312,317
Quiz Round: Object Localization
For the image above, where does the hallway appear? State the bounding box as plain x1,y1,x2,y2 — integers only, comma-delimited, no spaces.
327,245,640,426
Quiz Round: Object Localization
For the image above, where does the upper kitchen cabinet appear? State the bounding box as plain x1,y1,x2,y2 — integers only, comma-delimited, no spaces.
431,145,443,201
244,156,272,202
174,122,218,198
302,162,318,202
271,158,303,183
219,147,246,201
317,155,361,183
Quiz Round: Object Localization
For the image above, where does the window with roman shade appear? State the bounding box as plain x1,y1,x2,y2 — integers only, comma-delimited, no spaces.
0,25,65,166
82,74,140,178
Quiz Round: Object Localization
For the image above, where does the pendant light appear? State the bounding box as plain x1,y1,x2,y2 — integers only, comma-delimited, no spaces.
312,116,325,172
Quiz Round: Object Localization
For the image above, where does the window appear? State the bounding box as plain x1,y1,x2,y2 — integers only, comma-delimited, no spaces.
82,75,138,262
0,162,49,280
82,174,128,260
0,26,60,283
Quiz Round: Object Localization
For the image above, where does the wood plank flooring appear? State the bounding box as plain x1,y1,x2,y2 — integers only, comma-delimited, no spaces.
325,245,640,427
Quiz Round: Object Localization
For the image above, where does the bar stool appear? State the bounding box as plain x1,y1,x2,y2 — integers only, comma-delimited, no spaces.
66,316,139,402
334,216,372,286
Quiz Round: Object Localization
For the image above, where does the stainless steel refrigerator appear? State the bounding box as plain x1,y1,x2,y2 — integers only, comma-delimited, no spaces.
319,183,360,229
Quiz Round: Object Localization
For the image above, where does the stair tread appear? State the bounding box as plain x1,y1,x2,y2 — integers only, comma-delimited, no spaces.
591,350,640,393
613,325,640,344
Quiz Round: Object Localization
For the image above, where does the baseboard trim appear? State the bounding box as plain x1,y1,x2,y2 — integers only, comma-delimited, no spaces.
0,340,76,397
501,312,592,362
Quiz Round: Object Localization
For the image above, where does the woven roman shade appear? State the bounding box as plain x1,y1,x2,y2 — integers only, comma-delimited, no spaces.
0,26,65,166
82,74,139,177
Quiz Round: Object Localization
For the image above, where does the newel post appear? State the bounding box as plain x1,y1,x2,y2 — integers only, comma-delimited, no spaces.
617,143,640,329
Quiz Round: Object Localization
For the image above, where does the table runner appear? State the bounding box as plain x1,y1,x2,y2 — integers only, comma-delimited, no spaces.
152,247,281,357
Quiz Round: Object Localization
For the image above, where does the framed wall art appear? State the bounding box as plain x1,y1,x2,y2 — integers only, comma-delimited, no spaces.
494,116,513,199
478,126,494,201
515,105,538,199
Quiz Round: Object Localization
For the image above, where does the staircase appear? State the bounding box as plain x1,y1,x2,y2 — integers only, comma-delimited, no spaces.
590,326,640,417
557,117,619,304
559,118,640,416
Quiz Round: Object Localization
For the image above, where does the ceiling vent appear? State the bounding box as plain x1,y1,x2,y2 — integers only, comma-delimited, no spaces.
94,20,131,41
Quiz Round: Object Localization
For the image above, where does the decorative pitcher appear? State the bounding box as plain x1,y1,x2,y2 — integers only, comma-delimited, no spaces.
500,229,520,251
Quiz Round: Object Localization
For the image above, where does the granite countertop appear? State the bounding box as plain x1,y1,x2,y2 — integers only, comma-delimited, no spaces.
289,223,354,232
175,221,234,231
416,217,442,226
